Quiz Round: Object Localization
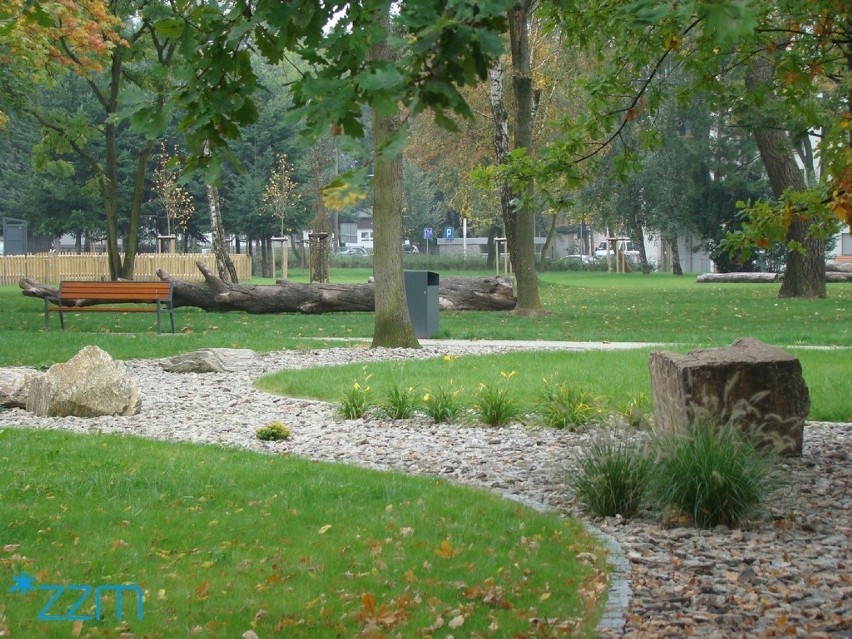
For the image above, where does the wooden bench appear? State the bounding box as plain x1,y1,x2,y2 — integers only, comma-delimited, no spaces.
45,281,176,334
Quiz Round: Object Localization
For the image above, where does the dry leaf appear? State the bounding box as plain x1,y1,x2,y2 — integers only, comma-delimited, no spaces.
448,614,465,629
111,539,129,550
319,524,332,534
195,581,209,600
434,540,454,559
71,620,84,638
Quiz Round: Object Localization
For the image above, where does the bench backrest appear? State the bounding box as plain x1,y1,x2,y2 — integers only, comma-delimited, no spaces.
59,281,173,303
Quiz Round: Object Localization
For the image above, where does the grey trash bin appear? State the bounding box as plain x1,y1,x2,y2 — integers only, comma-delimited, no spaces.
404,270,439,338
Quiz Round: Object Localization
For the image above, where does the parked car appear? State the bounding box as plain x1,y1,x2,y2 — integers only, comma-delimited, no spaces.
561,254,596,265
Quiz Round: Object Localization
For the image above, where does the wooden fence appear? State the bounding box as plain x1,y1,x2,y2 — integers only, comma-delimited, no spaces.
0,253,253,286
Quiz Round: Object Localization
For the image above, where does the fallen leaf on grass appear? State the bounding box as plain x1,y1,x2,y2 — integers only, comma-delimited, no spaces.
448,614,465,629
195,581,209,600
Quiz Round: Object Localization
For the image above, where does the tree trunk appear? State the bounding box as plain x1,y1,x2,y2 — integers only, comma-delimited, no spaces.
539,213,557,267
260,238,270,278
627,202,650,274
745,56,825,299
369,2,419,348
488,57,513,276
203,141,238,283
486,223,498,270
208,182,238,283
669,235,683,276
507,1,542,311
20,265,517,314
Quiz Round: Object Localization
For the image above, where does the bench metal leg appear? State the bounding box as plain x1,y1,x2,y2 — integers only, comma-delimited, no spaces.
155,303,162,335
169,309,176,334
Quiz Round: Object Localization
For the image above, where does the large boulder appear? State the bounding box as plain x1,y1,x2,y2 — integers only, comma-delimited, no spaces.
26,345,141,417
649,338,810,455
0,368,41,408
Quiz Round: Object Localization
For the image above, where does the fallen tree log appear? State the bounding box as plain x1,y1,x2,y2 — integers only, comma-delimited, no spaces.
696,272,781,283
826,261,852,273
697,271,852,283
20,261,517,313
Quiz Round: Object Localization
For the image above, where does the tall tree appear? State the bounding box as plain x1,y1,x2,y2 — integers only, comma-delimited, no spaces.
161,0,511,347
369,2,418,348
24,1,177,279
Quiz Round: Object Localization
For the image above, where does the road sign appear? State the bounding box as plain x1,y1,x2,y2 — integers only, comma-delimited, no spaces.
445,227,454,240
424,227,433,240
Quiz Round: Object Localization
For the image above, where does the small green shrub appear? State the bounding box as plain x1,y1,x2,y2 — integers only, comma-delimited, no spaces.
339,380,372,419
256,422,291,441
422,385,462,423
652,420,775,528
619,391,653,429
475,372,520,426
570,430,652,518
380,383,417,420
537,381,601,430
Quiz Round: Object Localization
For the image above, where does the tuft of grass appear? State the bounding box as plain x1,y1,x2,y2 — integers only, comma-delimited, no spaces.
339,369,373,419
652,419,776,528
570,430,652,518
421,384,463,423
538,380,601,430
618,391,653,429
0,428,608,638
379,383,417,420
474,371,520,426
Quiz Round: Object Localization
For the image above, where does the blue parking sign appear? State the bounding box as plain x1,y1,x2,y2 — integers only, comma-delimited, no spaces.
445,227,454,240
424,227,433,240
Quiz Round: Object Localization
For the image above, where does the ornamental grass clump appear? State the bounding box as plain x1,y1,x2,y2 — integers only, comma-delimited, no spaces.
652,419,776,528
422,385,462,424
380,383,417,420
339,374,372,419
475,371,520,426
570,429,652,518
619,391,653,429
537,380,601,430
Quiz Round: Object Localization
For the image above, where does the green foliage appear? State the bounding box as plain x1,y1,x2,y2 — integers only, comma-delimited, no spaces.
720,191,842,265
652,419,775,528
161,0,513,176
339,373,373,419
619,391,653,429
422,384,463,424
537,380,601,430
569,430,652,518
380,383,417,420
474,371,520,426
255,421,291,441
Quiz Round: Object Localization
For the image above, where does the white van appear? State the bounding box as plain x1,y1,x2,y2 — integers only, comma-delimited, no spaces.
595,239,637,257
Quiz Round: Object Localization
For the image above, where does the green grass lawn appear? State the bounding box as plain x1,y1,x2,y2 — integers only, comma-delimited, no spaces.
1,272,849,367
257,348,851,423
0,429,606,638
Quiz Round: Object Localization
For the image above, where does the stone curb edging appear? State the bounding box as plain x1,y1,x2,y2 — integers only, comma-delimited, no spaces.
495,490,631,637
